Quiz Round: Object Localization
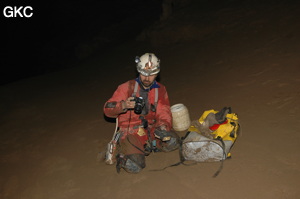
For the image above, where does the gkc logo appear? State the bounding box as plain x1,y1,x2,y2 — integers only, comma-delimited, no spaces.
3,6,33,18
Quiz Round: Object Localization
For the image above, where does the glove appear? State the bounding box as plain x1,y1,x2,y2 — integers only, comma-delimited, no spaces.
154,129,172,141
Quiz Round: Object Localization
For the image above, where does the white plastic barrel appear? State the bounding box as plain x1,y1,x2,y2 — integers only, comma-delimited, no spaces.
171,103,191,131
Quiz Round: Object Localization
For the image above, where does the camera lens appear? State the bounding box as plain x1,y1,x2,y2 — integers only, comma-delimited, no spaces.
134,105,142,114
134,97,144,115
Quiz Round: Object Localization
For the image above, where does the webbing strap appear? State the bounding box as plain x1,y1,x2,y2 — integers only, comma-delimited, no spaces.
212,138,226,178
154,88,158,109
132,81,139,97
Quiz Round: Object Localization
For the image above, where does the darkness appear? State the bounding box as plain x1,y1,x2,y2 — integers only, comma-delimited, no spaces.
1,0,162,85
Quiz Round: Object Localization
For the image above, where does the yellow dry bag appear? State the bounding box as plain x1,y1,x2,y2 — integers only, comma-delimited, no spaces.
182,107,240,162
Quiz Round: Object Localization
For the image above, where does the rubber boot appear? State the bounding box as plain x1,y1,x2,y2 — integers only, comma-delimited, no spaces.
116,153,145,174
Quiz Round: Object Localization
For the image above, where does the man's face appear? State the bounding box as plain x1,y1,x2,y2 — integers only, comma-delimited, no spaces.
140,74,157,88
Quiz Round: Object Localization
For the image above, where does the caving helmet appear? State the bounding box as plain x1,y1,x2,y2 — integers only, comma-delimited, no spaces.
135,53,160,76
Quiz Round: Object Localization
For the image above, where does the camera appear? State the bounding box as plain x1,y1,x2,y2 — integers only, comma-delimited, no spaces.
131,96,145,114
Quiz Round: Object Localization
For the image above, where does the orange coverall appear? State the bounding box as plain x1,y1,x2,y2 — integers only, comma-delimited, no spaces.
104,78,172,155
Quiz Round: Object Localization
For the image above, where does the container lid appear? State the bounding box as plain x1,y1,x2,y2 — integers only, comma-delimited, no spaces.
171,103,185,113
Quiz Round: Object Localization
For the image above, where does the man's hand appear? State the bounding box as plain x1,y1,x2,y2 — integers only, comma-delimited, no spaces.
121,97,135,112
125,97,135,109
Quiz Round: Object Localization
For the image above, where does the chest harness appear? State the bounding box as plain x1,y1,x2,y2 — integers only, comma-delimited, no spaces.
132,80,158,113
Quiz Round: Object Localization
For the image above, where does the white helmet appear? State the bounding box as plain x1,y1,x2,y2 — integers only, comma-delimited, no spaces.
135,53,160,76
